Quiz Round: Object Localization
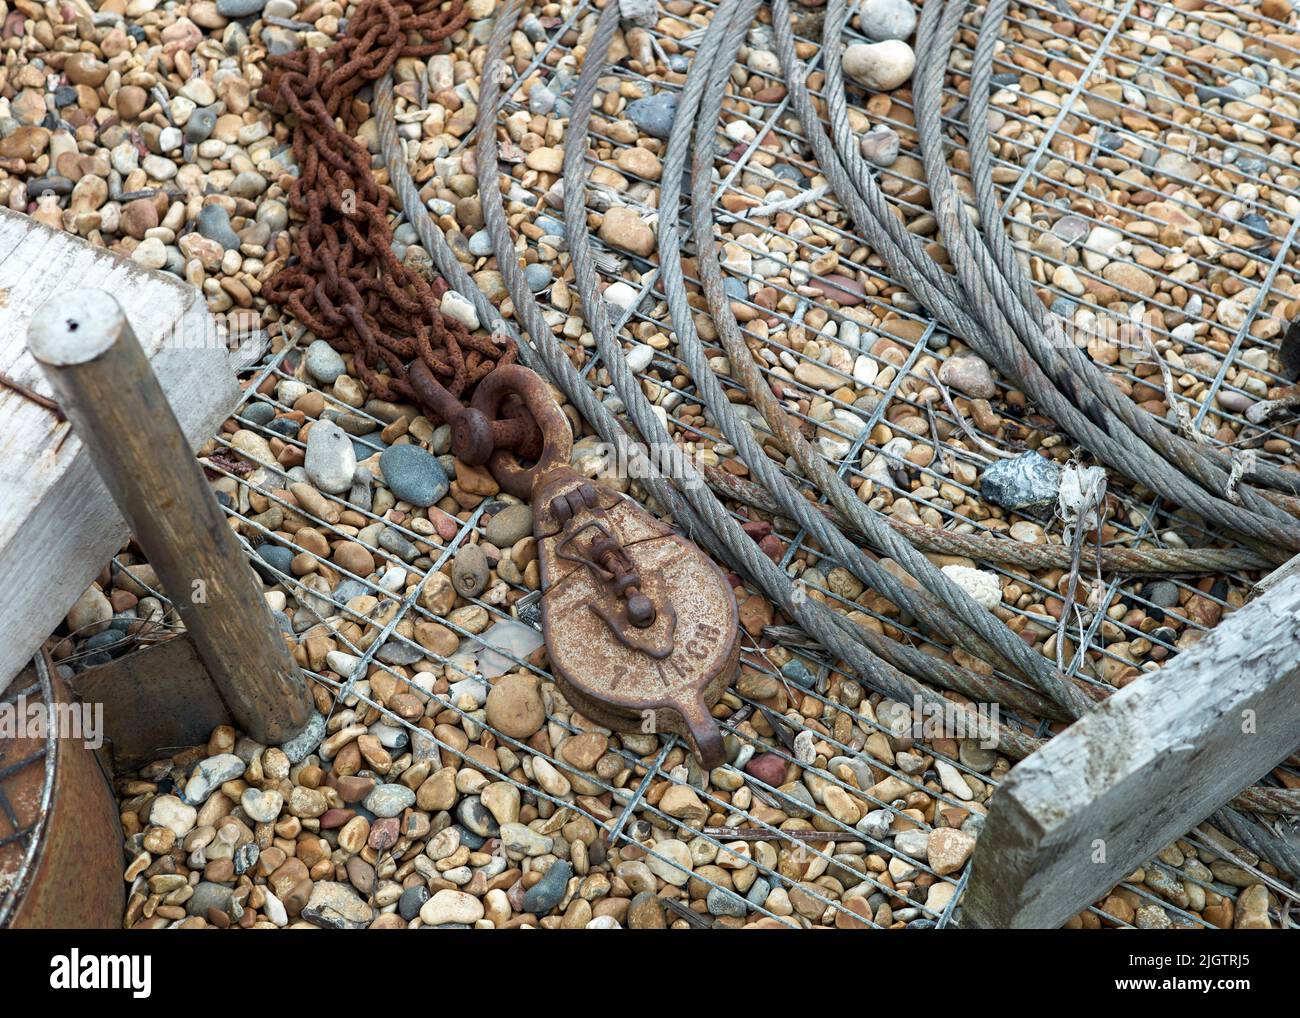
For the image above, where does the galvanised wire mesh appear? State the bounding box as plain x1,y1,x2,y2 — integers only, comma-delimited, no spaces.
103,0,1299,928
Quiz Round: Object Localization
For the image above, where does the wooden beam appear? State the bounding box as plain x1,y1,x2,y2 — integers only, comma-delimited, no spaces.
28,288,313,746
0,209,250,695
962,570,1300,928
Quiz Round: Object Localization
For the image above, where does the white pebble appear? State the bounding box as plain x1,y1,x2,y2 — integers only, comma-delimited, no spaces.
625,343,654,373
843,40,915,91
440,290,480,331
941,564,1003,609
603,280,638,310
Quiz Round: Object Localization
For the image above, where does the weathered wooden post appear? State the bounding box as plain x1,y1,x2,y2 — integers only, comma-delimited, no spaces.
28,288,314,746
961,569,1300,928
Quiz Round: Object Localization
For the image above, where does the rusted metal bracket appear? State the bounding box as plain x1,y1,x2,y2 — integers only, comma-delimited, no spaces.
2,652,123,929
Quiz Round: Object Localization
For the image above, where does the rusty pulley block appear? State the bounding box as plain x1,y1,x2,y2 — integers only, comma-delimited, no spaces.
441,364,741,768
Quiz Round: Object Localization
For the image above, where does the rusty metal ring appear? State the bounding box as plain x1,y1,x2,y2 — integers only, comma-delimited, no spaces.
470,364,573,499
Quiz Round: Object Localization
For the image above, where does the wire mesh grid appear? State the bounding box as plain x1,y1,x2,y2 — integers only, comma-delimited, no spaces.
100,0,1300,928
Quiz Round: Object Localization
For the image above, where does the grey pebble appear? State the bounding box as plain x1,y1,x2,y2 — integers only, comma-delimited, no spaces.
185,106,218,144
523,859,572,914
379,444,450,507
197,203,241,250
452,544,489,598
484,504,533,547
456,796,498,838
979,452,1062,515
523,262,553,292
364,783,416,818
626,91,679,140
217,0,268,13
305,339,347,384
706,886,748,918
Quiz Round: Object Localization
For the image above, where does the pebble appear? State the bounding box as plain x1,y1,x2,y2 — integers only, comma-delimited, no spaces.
379,444,450,506
625,91,679,139
598,206,656,258
150,795,197,838
240,787,283,823
645,840,693,886
980,452,1062,514
927,827,976,875
484,504,533,547
217,0,268,14
860,125,900,167
305,339,346,384
604,280,639,310
183,753,245,803
364,783,416,817
706,886,748,917
937,353,995,398
304,420,357,494
485,673,546,739
452,543,489,598
627,891,666,928
941,565,1002,609
440,290,480,330
399,885,430,921
843,40,915,91
303,881,373,929
420,889,484,926
857,0,917,41
523,859,572,914
523,263,553,292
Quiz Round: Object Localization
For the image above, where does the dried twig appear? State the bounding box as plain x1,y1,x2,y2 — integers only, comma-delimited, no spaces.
1144,334,1211,445
925,367,1016,460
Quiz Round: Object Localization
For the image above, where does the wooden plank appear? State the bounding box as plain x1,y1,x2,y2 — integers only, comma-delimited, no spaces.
0,208,243,695
962,570,1300,928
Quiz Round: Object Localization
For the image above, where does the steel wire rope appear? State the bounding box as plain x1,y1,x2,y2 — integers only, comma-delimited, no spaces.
767,0,1298,558
547,0,1059,736
676,0,1094,714
957,0,1300,502
377,3,1055,741
911,0,1300,523
549,0,1050,749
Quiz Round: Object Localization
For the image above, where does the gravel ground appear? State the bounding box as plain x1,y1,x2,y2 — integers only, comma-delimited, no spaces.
13,0,1297,927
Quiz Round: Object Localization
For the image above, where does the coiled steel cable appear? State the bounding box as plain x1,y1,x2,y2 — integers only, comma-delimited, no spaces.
863,0,1300,554
827,0,1299,551
766,0,1298,558
960,0,1300,503
678,0,1093,715
911,0,1300,527
378,1,1057,739
703,466,1272,573
536,0,1060,738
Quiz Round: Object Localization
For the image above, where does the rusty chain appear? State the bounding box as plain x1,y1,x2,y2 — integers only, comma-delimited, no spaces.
259,0,535,455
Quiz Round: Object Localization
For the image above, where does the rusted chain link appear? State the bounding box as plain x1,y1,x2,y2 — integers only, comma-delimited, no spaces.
258,0,530,438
